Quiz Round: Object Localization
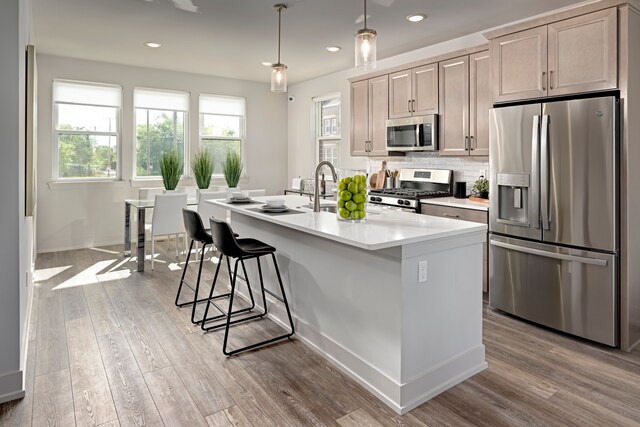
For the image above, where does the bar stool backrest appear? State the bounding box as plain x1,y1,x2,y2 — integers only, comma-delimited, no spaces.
209,218,244,258
182,209,210,243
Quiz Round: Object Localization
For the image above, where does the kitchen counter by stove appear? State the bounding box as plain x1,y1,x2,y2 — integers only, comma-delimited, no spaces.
421,196,489,211
208,195,487,415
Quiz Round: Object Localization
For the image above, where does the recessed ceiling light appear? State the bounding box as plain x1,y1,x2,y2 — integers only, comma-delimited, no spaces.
145,42,161,48
326,46,341,53
406,14,427,23
261,61,272,66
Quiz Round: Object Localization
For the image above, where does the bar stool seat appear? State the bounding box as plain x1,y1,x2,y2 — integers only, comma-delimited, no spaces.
177,209,251,325
202,218,295,356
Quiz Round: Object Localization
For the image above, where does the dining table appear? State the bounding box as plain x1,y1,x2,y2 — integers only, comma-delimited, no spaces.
124,198,198,272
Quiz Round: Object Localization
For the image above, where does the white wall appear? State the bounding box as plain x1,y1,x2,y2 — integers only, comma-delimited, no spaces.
0,0,33,404
36,55,288,253
287,32,488,184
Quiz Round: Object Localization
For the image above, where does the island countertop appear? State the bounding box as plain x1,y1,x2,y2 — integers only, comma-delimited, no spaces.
210,195,487,251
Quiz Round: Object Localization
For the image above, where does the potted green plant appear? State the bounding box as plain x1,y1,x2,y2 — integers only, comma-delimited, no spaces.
473,176,489,199
159,150,182,191
221,149,243,193
191,149,214,192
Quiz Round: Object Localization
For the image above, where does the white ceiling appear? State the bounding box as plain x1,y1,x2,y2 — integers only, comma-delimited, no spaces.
32,0,586,85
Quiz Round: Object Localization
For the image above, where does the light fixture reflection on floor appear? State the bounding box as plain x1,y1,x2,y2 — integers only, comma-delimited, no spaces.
271,4,288,93
355,0,377,70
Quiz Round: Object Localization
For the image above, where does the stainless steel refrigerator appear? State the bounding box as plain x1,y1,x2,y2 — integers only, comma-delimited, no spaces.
488,96,618,346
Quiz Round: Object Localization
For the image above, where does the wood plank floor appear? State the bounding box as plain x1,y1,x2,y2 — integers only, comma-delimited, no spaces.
2,244,640,426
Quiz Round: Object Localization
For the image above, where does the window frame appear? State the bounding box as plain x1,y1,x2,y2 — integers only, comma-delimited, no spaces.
52,80,122,182
198,94,247,178
132,88,190,180
314,93,341,169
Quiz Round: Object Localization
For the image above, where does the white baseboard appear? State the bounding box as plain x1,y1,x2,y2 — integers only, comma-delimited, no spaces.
235,287,486,415
0,370,24,405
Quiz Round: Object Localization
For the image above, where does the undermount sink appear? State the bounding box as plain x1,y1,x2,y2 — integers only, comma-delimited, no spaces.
300,204,338,213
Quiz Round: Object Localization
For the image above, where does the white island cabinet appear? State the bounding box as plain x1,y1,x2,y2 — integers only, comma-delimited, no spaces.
209,195,487,414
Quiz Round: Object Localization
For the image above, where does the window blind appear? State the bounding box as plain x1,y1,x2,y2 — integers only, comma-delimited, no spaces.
53,80,122,107
134,88,189,111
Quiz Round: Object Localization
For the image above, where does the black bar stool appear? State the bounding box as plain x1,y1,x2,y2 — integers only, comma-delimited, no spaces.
201,218,295,356
178,209,255,325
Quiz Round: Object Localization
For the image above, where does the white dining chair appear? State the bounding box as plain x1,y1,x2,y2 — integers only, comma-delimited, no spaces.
138,187,164,223
146,193,188,270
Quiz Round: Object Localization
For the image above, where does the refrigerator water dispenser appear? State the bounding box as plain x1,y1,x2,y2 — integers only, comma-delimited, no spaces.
497,173,530,226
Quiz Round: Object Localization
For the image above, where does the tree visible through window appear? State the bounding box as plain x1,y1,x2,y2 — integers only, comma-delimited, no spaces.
316,96,341,167
134,88,189,178
199,95,245,175
53,81,121,180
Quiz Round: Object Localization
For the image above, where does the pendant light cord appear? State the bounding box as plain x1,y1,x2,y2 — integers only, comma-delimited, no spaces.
277,6,282,64
363,0,367,29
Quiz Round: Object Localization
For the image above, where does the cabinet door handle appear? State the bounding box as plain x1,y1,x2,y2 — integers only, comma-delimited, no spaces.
469,135,475,150
549,70,554,90
412,99,416,112
542,71,546,91
465,136,470,150
443,213,461,218
408,99,412,113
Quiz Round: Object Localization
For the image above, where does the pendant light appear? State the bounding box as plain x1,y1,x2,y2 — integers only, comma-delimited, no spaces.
355,0,377,70
271,4,287,93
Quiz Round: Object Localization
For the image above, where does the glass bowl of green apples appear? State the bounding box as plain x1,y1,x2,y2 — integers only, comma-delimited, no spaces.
337,174,367,222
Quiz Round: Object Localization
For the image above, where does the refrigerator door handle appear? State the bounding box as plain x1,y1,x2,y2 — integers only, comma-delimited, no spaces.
540,114,550,231
490,240,609,267
531,115,541,229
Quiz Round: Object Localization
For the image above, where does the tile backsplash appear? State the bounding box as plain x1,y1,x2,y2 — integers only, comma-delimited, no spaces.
367,152,489,193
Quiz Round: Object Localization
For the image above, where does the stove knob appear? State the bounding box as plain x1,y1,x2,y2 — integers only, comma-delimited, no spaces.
403,200,411,206
397,199,404,205
374,197,381,202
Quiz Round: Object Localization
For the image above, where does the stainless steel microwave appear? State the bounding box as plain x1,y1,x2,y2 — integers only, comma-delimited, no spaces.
385,115,438,151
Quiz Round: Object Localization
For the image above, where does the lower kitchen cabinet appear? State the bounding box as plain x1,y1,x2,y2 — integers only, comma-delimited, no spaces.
421,203,489,293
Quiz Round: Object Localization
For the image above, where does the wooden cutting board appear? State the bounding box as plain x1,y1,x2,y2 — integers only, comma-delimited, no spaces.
376,161,387,189
469,196,489,203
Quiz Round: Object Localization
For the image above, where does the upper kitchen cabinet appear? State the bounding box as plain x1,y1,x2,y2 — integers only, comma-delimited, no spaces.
491,8,617,103
439,51,490,157
547,8,617,96
350,75,389,157
388,63,438,119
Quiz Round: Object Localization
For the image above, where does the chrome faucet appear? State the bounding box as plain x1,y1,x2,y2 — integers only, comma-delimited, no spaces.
313,161,338,212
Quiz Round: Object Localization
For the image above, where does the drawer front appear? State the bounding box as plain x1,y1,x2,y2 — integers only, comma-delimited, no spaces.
421,204,488,224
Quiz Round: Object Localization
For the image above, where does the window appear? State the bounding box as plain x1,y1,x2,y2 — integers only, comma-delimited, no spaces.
134,88,189,178
53,80,121,180
199,95,246,175
315,95,341,168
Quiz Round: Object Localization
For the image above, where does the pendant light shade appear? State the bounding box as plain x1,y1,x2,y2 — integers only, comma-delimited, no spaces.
271,4,287,93
355,0,377,70
271,63,287,92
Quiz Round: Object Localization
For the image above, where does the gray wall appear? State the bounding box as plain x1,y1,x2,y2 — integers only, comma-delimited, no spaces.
0,0,32,403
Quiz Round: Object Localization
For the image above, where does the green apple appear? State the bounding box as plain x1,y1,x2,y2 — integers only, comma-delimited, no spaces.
357,203,365,210
352,193,364,204
338,199,345,208
339,208,350,219
345,201,357,211
338,182,347,191
347,182,358,193
340,190,352,201
356,209,366,219
342,177,352,185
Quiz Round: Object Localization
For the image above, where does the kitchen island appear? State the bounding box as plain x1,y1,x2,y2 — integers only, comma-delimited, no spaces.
209,195,487,414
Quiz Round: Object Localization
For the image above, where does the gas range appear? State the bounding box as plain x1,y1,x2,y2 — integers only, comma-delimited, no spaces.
368,169,452,213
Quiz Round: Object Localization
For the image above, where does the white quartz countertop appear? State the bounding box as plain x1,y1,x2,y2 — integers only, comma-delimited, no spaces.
210,195,487,251
421,196,489,212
